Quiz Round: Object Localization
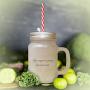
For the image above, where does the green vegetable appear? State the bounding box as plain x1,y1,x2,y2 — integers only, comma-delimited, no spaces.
16,71,40,87
0,68,16,84
53,78,67,89
77,72,90,86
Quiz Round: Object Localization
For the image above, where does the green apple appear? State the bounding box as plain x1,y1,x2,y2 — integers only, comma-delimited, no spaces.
53,78,67,89
64,73,77,85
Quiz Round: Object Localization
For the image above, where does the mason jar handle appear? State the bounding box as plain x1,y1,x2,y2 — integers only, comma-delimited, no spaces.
57,47,70,75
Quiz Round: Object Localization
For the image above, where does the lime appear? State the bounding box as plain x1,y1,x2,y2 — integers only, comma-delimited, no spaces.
64,73,77,85
0,68,16,84
24,61,28,66
67,68,75,74
57,60,62,68
53,78,67,89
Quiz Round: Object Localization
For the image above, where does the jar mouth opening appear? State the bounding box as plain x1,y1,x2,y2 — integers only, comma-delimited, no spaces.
30,32,56,40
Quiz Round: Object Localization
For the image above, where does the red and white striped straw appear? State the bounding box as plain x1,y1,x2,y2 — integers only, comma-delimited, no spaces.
41,0,45,32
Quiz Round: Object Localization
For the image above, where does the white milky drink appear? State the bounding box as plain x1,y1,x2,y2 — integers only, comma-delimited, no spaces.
28,32,70,84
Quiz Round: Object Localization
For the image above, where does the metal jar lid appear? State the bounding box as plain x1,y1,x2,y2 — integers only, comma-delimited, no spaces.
30,32,56,40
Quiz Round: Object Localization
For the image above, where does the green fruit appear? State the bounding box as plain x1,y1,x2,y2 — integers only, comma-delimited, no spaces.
53,78,67,89
57,60,62,67
67,68,75,74
67,33,90,72
64,73,77,85
0,68,16,84
24,61,28,66
67,33,90,62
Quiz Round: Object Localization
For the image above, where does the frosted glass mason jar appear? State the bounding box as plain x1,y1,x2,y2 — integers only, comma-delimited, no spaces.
28,32,70,84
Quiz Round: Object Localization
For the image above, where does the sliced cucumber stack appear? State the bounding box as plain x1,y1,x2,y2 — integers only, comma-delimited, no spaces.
0,68,16,84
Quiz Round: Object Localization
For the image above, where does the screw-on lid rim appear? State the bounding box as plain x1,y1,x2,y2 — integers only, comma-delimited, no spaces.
30,32,56,40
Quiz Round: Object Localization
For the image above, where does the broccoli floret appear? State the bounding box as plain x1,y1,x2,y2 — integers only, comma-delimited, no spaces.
77,72,90,86
16,71,40,87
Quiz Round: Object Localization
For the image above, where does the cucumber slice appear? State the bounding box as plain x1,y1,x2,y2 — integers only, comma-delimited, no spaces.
0,68,16,84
